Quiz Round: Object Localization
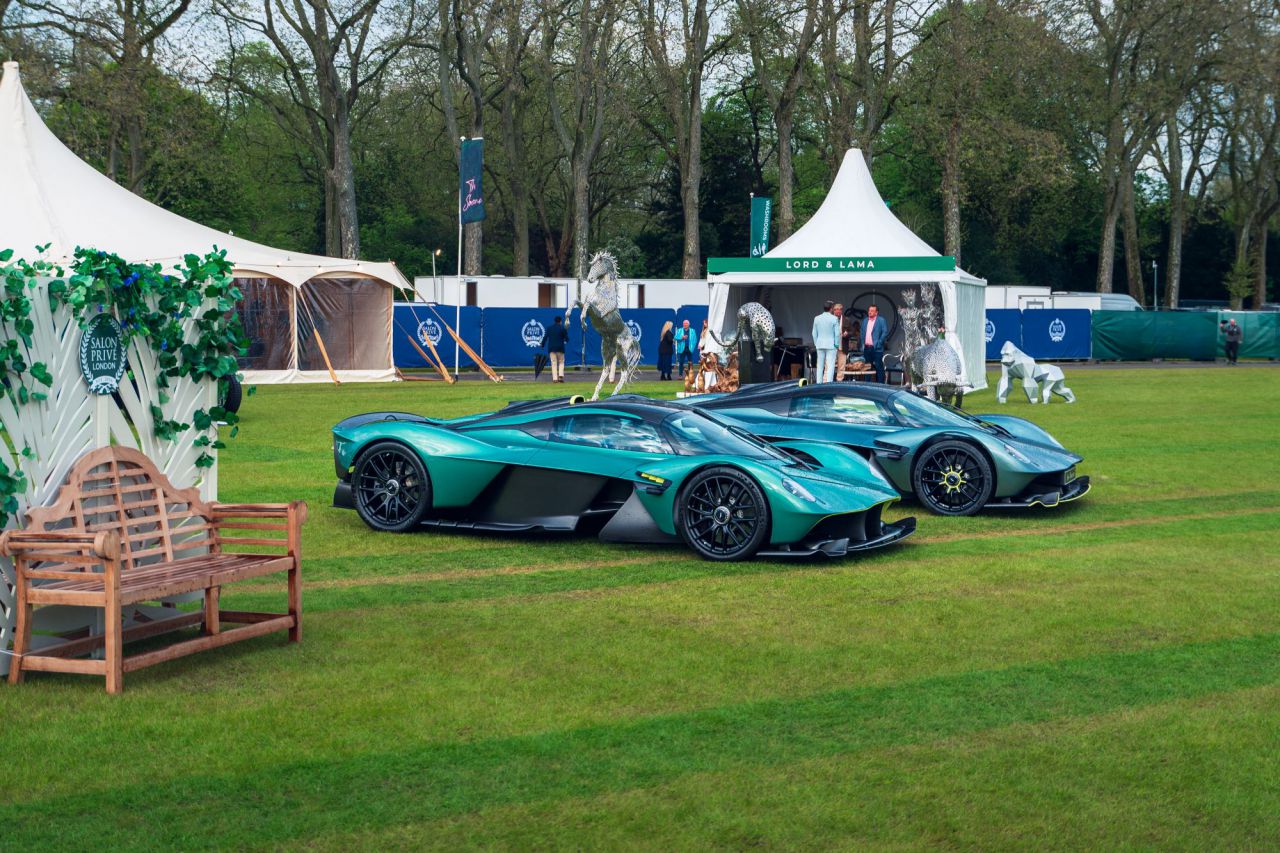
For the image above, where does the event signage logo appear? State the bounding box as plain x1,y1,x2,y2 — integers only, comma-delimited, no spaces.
417,318,444,348
707,256,957,274
626,319,642,341
749,196,772,258
1049,317,1067,343
79,313,127,395
459,138,486,224
984,319,995,343
522,319,546,348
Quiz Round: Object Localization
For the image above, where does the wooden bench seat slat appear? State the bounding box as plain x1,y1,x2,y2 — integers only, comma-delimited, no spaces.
3,445,305,693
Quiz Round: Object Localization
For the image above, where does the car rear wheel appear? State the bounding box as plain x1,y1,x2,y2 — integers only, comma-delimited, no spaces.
677,466,770,561
912,440,993,516
353,441,432,532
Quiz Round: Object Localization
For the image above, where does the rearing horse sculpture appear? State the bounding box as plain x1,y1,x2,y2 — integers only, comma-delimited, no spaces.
566,251,642,401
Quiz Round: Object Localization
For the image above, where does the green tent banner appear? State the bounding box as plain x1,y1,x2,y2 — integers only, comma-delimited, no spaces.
749,196,772,258
708,256,957,274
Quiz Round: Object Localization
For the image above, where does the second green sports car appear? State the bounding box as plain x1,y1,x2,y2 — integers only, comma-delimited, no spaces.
691,381,1089,516
332,396,914,561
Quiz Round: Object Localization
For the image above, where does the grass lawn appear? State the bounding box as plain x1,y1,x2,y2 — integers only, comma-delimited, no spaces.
3,366,1279,849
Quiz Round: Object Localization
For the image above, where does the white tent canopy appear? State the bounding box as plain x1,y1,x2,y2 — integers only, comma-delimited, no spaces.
0,61,404,383
708,148,988,390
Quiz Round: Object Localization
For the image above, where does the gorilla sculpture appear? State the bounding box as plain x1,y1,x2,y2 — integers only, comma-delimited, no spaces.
997,341,1076,404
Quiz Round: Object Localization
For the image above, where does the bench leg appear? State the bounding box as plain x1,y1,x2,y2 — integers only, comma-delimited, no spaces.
203,586,221,636
104,586,123,695
7,582,31,686
288,564,301,643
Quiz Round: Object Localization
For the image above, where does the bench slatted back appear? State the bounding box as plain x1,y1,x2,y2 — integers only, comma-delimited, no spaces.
26,446,215,572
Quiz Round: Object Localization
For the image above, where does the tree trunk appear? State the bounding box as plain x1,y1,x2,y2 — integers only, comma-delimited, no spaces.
327,113,360,259
776,109,795,241
681,155,701,278
1121,177,1144,306
571,156,591,280
941,117,963,266
1254,219,1270,308
501,92,529,276
1164,117,1184,308
1096,181,1119,294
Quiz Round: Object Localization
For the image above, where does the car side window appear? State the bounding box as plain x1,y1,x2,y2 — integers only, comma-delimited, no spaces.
791,393,894,425
549,414,670,454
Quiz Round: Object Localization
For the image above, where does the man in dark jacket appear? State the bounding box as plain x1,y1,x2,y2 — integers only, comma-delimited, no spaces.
545,315,570,382
1222,318,1243,365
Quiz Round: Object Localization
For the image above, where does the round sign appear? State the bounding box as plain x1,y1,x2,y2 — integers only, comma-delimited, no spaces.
80,313,127,395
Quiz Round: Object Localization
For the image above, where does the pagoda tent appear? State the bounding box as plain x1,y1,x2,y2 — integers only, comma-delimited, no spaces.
707,148,988,391
0,61,405,384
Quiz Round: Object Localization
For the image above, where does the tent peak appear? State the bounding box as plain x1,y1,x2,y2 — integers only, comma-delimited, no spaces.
765,148,940,261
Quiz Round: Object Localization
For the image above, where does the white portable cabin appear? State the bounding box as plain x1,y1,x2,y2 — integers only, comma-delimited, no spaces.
707,149,988,390
414,275,709,310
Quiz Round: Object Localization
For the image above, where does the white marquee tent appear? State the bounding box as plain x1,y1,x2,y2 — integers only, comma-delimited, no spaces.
0,61,407,383
708,148,988,390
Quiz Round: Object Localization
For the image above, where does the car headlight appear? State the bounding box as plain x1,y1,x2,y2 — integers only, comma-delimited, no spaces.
1002,442,1030,464
781,476,818,503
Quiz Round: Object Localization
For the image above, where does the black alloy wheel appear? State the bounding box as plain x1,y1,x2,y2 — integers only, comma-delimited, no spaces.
912,439,994,516
353,441,432,532
677,466,770,561
219,376,243,415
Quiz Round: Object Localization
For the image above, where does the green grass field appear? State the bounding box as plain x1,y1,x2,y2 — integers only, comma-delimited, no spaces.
3,367,1279,850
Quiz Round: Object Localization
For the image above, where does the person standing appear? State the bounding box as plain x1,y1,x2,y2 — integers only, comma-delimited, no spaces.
811,301,840,383
673,318,697,380
1223,317,1243,365
657,320,675,380
833,303,861,381
862,303,888,383
544,315,569,383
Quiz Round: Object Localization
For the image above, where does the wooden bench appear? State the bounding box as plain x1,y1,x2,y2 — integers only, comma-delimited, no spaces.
2,446,306,694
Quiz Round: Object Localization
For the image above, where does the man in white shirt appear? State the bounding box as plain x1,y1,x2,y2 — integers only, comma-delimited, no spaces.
811,301,840,383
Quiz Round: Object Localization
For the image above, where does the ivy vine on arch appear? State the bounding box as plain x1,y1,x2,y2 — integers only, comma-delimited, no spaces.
0,245,249,524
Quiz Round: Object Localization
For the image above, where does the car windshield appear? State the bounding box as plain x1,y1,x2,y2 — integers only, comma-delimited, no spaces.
661,410,789,461
888,391,985,430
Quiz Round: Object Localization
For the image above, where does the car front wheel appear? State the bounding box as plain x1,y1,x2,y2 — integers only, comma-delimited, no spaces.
912,440,994,516
353,441,432,532
677,466,770,561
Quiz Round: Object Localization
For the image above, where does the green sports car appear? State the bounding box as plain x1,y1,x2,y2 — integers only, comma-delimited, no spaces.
691,381,1089,516
332,397,915,561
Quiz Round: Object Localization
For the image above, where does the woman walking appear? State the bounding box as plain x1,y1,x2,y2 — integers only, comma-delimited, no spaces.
657,320,675,380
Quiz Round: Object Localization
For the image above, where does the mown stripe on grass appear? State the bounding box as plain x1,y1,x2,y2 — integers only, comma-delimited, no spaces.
221,510,1280,614
5,631,1280,849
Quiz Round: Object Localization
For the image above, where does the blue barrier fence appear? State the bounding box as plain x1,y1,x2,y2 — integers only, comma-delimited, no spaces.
394,304,1101,368
393,303,713,369
984,309,1093,360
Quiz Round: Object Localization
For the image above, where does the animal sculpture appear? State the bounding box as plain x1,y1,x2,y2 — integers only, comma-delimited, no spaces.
708,302,776,362
909,330,967,407
566,251,642,401
997,341,1076,404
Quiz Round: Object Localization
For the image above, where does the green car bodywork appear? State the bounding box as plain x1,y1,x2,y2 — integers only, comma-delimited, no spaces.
332,397,915,560
691,381,1090,515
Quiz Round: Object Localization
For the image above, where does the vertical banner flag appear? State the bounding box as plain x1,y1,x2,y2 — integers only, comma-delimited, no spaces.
749,195,772,257
459,137,486,224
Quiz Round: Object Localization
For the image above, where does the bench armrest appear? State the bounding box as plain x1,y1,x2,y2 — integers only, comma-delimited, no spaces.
209,501,307,558
0,530,120,560
209,501,308,523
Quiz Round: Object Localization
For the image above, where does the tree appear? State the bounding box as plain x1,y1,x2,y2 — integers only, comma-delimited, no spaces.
735,0,818,240
219,0,422,259
633,0,720,278
539,0,620,279
13,0,193,193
